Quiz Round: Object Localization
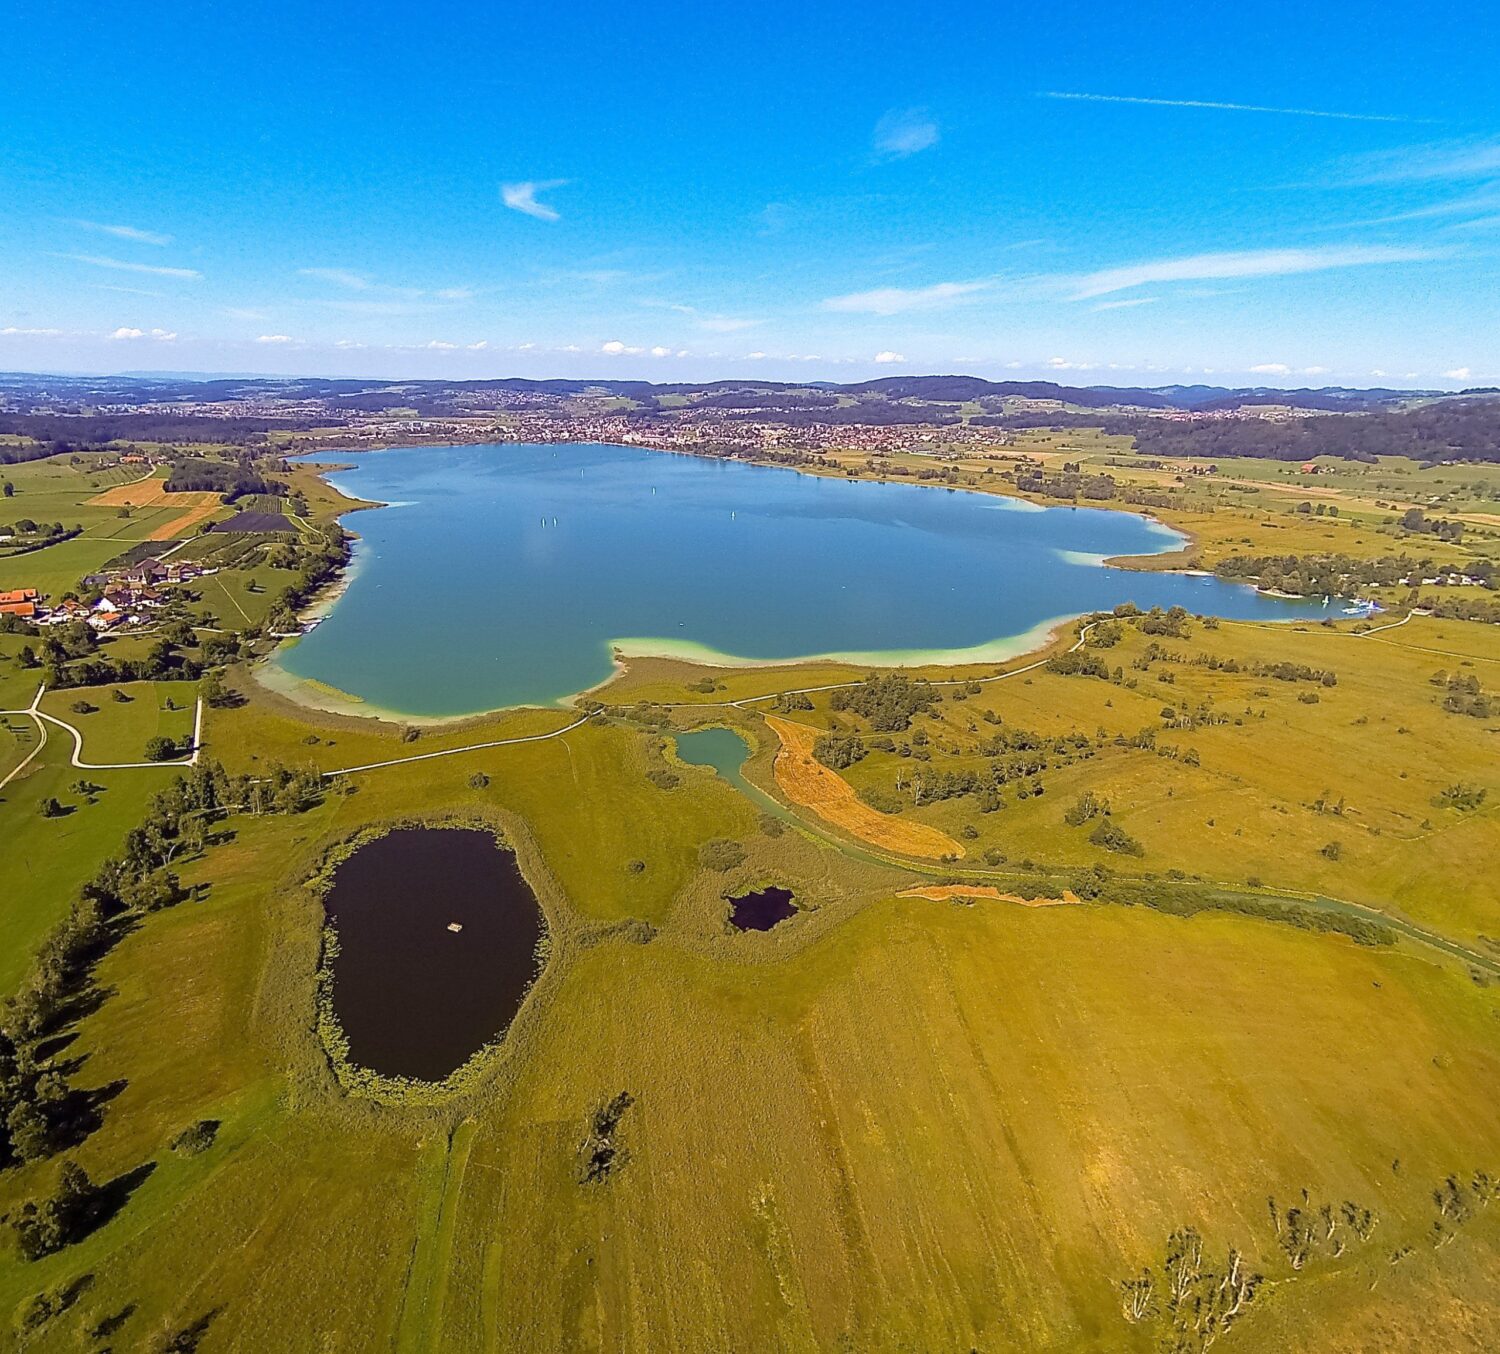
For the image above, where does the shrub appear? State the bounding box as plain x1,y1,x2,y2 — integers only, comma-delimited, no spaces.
698,838,746,872
812,733,866,770
1089,819,1144,856
169,1119,220,1156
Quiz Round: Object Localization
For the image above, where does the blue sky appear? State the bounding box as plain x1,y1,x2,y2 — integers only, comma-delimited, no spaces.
2,1,1497,387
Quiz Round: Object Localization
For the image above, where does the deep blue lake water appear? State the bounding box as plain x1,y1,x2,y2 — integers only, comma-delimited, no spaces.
275,442,1329,715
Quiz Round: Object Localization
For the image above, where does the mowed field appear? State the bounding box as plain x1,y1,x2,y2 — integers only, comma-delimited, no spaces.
86,474,223,541
765,713,966,860
0,694,1495,1350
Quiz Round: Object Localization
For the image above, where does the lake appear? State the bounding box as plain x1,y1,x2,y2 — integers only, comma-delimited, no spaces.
277,442,1332,716
322,827,543,1081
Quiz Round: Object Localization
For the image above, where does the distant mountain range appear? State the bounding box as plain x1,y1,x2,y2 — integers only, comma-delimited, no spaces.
1,369,1484,415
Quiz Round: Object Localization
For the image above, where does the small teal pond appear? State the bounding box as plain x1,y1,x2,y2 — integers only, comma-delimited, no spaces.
277,442,1333,715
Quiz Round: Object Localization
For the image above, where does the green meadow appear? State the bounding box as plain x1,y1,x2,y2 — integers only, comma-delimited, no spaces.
0,444,1495,1351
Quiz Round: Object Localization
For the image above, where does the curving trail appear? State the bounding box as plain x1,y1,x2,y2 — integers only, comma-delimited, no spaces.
5,686,204,772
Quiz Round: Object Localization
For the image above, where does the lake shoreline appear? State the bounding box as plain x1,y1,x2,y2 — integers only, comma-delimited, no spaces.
257,442,1307,724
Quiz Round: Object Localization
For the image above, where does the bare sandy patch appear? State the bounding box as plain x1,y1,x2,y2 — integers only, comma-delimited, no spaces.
898,884,1080,906
764,715,964,861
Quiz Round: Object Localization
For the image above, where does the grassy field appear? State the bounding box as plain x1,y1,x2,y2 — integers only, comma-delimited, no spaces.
0,443,1495,1351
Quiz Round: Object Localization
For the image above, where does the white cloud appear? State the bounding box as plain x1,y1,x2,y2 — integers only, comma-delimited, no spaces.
1369,369,1388,378
298,267,370,290
1,326,62,336
1249,363,1292,375
1344,138,1500,184
467,340,489,351
1444,367,1472,380
676,349,689,358
1070,245,1442,299
423,339,458,350
334,339,366,349
746,351,768,360
873,350,906,364
1092,296,1159,311
150,328,177,342
600,339,643,355
1039,90,1420,125
650,345,671,357
110,327,145,340
823,279,990,315
58,253,201,279
501,179,568,221
73,219,173,246
256,333,294,344
1046,356,1094,370
873,107,939,160
1301,365,1329,375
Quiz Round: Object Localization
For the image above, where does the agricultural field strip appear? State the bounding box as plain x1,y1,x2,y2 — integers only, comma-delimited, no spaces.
0,686,203,771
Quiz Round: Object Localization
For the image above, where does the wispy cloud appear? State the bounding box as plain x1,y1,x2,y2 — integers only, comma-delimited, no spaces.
1,326,63,336
1340,137,1500,184
872,108,939,160
256,333,295,344
1092,296,1158,311
823,279,990,315
298,267,371,290
501,179,568,221
873,350,906,364
1249,362,1291,375
1040,90,1424,124
55,253,201,279
72,219,173,246
1069,245,1443,299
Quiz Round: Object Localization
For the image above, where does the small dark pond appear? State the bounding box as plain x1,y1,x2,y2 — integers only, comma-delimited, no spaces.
323,827,543,1081
727,886,798,932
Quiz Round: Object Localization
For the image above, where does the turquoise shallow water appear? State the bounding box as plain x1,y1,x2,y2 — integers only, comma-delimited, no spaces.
277,442,1332,715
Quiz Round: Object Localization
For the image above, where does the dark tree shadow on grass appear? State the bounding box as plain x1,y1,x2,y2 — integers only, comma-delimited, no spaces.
155,1305,223,1352
82,1160,156,1238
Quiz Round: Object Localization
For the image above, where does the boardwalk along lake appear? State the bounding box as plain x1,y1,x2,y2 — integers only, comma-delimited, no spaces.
322,828,543,1081
277,442,1332,716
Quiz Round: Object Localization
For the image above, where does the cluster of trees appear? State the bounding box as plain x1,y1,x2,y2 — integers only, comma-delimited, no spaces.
162,456,285,501
812,732,866,770
32,636,202,691
1431,669,1490,718
829,674,941,731
0,520,81,554
1047,650,1116,680
1118,1226,1263,1352
1009,466,1121,500
1212,551,1489,598
1129,400,1500,464
0,412,303,452
1117,880,1395,945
